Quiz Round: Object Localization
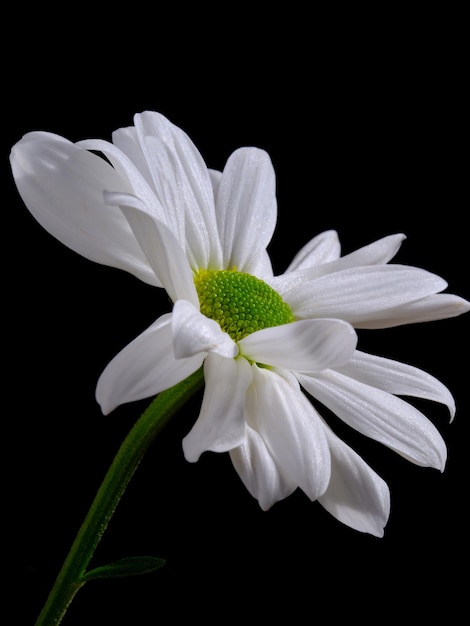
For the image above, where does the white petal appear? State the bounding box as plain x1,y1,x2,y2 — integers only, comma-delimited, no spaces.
172,300,238,359
215,148,277,274
271,234,406,296
77,138,167,224
251,250,275,280
286,230,341,272
247,367,331,501
285,265,447,324
107,193,198,305
299,371,447,470
112,123,157,192
10,132,157,285
336,233,406,268
183,354,252,462
96,314,204,415
336,351,456,419
239,319,357,373
133,112,223,269
208,168,222,196
353,293,470,328
318,421,390,537
229,426,296,510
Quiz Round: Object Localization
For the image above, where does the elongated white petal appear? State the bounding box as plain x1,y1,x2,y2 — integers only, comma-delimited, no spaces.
239,319,357,373
337,233,406,268
96,314,204,415
299,371,447,470
286,265,447,324
215,148,277,274
172,300,238,359
336,351,456,419
247,367,331,501
230,426,297,510
318,421,390,537
183,354,252,461
271,234,406,296
286,230,341,272
77,138,167,223
107,193,198,305
353,293,470,328
112,124,157,191
133,112,223,269
11,132,157,285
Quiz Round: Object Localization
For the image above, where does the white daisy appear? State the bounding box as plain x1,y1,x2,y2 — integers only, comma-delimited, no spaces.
10,111,469,537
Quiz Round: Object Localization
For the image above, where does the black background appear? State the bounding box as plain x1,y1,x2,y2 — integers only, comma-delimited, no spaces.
4,9,469,625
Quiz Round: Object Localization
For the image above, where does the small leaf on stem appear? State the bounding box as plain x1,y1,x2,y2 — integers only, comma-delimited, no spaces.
83,556,166,581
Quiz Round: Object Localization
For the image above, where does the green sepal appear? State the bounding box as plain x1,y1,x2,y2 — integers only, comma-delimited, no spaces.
82,556,166,581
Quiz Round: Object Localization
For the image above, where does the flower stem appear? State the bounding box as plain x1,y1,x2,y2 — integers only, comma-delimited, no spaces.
35,367,204,626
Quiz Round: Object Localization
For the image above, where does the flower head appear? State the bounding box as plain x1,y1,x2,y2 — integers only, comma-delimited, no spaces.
11,111,469,537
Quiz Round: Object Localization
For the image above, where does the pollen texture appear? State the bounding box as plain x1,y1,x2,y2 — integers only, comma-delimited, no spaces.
194,269,294,341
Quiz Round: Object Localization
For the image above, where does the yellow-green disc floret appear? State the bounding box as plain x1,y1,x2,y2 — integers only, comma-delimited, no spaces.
194,269,295,341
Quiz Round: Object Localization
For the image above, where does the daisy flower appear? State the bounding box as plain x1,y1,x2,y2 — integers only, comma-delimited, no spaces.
10,111,469,537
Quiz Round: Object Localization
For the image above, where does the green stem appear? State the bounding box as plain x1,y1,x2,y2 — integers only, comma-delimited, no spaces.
35,367,204,626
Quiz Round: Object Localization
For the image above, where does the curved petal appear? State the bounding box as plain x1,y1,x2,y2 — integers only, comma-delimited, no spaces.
96,314,204,414
229,426,297,510
77,138,167,224
133,112,223,269
353,293,470,328
10,132,157,286
286,230,341,272
298,371,447,471
247,367,331,501
336,351,456,419
271,234,406,296
172,300,238,359
112,123,157,192
337,233,406,268
285,265,447,324
215,147,277,274
107,192,198,305
183,353,252,462
318,420,390,537
239,319,357,373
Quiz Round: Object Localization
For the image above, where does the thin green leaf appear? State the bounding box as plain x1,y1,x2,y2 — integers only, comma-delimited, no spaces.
82,556,166,581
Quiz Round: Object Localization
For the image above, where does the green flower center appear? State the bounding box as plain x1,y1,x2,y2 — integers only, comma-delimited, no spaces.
194,269,294,341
